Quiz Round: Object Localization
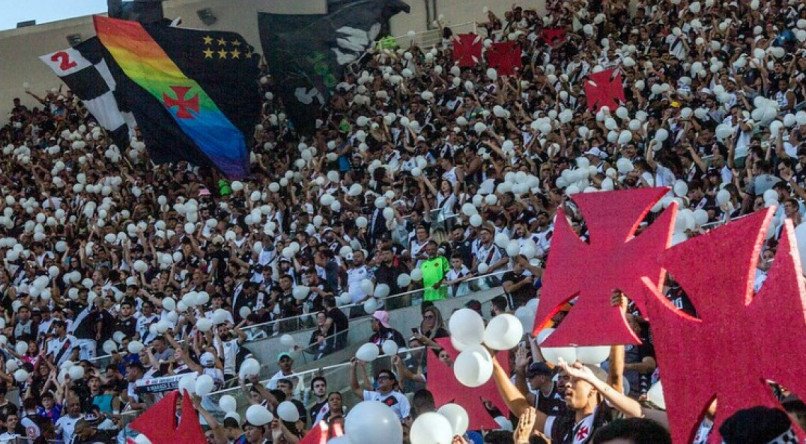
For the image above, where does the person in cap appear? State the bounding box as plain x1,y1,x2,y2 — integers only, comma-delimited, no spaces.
349,362,411,421
491,293,644,443
266,353,296,390
368,310,406,349
514,348,568,417
471,223,508,286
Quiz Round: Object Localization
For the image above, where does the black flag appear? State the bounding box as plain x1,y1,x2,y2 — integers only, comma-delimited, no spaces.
40,37,136,148
258,0,409,133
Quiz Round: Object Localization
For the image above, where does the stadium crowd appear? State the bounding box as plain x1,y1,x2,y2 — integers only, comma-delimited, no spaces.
0,0,806,442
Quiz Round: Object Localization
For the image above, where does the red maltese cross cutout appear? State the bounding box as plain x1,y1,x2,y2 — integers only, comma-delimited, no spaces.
129,390,206,444
486,41,522,76
427,338,510,430
584,68,626,111
533,187,676,346
452,34,482,67
642,209,806,443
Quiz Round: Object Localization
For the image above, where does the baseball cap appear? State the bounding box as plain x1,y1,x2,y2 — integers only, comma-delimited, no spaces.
584,147,607,159
372,310,391,328
527,362,553,378
276,352,292,362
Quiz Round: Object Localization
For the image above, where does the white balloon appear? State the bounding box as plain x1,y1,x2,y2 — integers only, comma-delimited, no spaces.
14,341,28,355
448,308,485,346
292,286,310,301
363,298,379,314
381,340,399,356
196,318,213,332
396,273,411,288
673,180,688,198
102,339,117,354
647,381,666,409
453,345,494,387
177,374,197,395
575,346,611,365
541,346,578,365
693,209,709,227
245,405,274,426
195,374,214,396
345,401,403,444
13,369,28,383
219,395,237,413
374,283,391,298
410,412,454,444
239,358,261,378
68,365,85,380
482,314,523,350
513,306,535,333
277,401,300,422
356,343,380,362
505,240,521,257
437,403,469,436
410,268,423,282
127,340,144,354
280,334,295,347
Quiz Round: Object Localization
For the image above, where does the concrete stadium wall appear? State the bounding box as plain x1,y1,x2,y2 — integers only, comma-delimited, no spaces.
0,0,544,117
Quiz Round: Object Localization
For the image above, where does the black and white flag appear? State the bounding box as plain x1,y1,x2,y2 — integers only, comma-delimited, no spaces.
258,0,410,133
40,37,136,148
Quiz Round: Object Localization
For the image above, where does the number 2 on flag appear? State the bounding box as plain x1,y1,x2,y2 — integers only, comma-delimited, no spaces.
51,51,77,71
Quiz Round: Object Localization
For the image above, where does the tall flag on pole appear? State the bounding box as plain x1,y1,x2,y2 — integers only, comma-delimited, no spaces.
40,37,136,148
258,0,410,133
93,16,260,179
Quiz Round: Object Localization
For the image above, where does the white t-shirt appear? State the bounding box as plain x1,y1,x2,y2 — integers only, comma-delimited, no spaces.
346,266,372,303
362,390,410,420
55,414,83,443
47,334,78,366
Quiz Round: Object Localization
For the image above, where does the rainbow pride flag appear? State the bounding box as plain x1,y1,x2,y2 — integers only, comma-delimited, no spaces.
94,16,259,178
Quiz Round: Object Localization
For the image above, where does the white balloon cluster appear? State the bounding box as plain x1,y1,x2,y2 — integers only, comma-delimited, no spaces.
536,328,611,365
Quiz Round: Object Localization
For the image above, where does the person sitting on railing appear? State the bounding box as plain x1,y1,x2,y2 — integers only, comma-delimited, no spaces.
368,311,406,350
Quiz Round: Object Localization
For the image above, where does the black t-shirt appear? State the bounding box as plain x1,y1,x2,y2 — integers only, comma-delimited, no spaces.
114,317,137,338
209,249,230,283
536,385,567,417
326,307,349,336
502,271,535,308
664,285,697,317
309,400,327,424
